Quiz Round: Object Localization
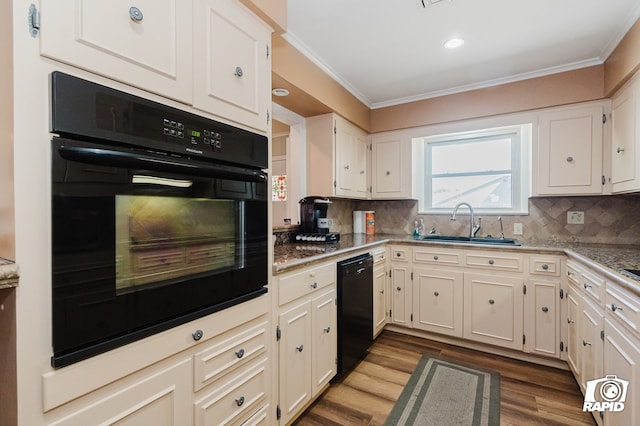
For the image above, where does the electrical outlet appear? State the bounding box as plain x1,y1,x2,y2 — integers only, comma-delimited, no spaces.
567,211,585,225
513,223,523,235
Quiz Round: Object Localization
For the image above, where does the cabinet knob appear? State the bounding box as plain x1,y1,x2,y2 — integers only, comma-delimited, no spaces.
611,303,623,312
344,164,350,170
360,170,365,174
192,329,203,341
541,306,549,313
583,283,593,290
296,344,304,352
380,289,385,294
433,255,439,261
489,299,495,305
566,156,573,162
396,286,402,291
234,66,244,77
386,171,391,175
310,282,318,289
235,348,245,358
129,6,143,22
235,396,245,407
434,291,439,297
488,259,495,265
324,326,331,333
568,318,575,324
396,252,401,257
541,263,549,270
582,339,591,347
617,147,625,154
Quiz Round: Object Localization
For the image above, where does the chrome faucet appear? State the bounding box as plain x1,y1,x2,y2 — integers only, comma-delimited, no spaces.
450,202,480,238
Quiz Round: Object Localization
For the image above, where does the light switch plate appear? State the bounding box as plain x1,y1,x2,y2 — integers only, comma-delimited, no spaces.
513,223,523,235
567,211,585,225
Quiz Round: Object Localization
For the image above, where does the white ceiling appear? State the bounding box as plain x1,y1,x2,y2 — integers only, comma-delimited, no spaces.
285,0,640,109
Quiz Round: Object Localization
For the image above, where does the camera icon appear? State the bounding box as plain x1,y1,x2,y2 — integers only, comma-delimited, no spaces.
583,375,629,412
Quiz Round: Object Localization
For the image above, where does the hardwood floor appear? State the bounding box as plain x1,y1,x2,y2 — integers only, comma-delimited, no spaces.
293,331,596,426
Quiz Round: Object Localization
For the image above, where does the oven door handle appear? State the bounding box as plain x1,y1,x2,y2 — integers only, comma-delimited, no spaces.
57,145,267,182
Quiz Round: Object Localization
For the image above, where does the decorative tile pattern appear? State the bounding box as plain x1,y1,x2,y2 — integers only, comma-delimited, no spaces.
323,195,640,245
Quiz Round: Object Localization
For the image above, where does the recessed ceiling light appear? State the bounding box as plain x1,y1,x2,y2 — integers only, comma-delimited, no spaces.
444,38,465,49
272,88,290,97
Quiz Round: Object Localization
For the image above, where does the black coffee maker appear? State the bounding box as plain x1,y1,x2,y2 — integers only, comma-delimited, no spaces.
297,196,339,242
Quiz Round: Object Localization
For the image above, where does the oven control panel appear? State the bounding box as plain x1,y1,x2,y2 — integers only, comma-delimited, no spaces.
162,119,223,151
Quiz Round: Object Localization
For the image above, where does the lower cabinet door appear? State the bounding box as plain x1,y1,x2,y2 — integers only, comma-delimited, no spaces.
413,266,463,337
312,289,337,396
527,279,560,358
463,273,524,350
373,262,387,337
46,358,192,426
278,301,312,424
603,319,640,426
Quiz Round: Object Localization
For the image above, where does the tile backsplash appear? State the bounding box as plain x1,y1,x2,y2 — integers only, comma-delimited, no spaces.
325,195,640,245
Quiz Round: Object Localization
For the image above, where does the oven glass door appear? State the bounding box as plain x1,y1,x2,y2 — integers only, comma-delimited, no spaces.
51,138,268,367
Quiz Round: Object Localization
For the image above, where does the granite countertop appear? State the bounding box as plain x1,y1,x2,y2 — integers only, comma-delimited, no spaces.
0,258,20,289
273,234,640,296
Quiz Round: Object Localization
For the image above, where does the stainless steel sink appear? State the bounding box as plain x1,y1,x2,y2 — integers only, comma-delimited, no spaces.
417,235,521,246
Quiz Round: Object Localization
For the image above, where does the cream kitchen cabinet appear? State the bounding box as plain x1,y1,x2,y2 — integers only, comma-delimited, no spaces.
610,71,640,194
307,113,368,199
389,246,413,327
193,0,272,132
40,0,193,103
525,255,564,358
412,266,464,337
42,296,271,425
463,272,524,351
369,131,412,199
40,0,272,133
534,102,607,196
372,247,388,338
275,261,337,425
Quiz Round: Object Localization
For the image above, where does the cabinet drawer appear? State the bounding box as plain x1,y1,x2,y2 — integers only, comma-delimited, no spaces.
605,283,640,337
580,267,605,306
193,317,268,391
372,247,387,264
530,256,561,276
566,261,581,285
278,262,336,305
194,358,268,425
391,246,411,262
465,252,523,272
414,247,461,265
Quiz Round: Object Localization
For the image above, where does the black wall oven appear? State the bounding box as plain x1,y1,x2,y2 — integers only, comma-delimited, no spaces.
50,72,268,367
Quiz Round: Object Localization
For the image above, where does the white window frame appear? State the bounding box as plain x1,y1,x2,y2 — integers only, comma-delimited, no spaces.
414,123,532,215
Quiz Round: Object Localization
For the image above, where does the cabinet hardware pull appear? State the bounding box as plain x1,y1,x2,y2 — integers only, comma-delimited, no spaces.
310,282,318,289
434,291,439,297
583,283,592,289
489,299,495,305
386,171,391,175
568,318,575,324
296,344,304,352
611,304,623,312
344,165,350,170
396,252,401,257
234,66,244,77
541,264,549,270
324,326,331,333
235,348,245,358
433,255,439,260
582,340,591,346
541,306,549,313
192,329,203,341
380,290,385,294
617,147,625,154
488,259,495,265
360,170,365,174
396,286,402,291
566,156,573,162
235,396,245,407
129,6,143,22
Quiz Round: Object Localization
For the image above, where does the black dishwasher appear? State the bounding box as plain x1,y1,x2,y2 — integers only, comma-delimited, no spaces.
336,253,374,377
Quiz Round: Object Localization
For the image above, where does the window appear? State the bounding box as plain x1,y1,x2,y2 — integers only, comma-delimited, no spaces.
415,124,531,214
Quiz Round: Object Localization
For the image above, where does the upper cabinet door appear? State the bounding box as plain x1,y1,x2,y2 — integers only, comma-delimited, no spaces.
41,0,193,103
193,0,272,132
370,132,412,199
534,102,606,196
611,74,640,194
